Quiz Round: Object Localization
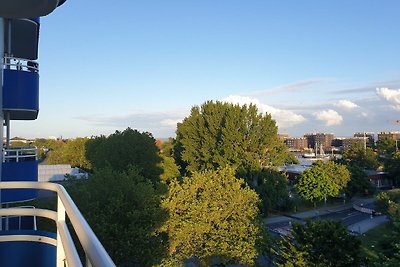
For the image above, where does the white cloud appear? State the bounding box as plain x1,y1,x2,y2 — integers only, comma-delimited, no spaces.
335,99,359,110
222,95,306,128
376,87,400,111
314,109,343,126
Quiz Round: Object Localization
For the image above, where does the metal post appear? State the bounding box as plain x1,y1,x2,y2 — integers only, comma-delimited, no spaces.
56,196,66,267
5,112,9,148
0,17,4,231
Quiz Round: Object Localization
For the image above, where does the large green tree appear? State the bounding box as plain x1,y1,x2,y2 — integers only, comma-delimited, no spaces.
66,167,168,266
174,101,289,177
341,143,379,170
274,220,362,267
376,137,397,156
161,167,263,266
46,138,92,170
384,152,400,185
295,160,350,205
86,128,162,181
254,169,292,215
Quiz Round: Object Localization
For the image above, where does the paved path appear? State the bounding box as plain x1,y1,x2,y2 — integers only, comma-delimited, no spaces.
264,197,388,235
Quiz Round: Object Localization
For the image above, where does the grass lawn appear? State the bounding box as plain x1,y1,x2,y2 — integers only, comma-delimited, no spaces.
360,222,393,261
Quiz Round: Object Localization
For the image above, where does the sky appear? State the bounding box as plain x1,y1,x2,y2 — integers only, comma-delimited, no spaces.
10,0,400,139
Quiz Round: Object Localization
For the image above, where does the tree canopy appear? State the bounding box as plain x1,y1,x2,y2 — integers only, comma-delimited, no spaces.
254,169,292,215
161,167,263,266
86,128,162,181
174,101,290,177
66,167,168,266
45,137,92,170
274,219,362,267
295,160,350,204
341,143,379,170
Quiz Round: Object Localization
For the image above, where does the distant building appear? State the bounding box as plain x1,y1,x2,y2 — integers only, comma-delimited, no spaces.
366,170,392,189
284,137,308,151
38,164,87,182
304,133,334,151
342,137,368,151
377,131,400,141
278,133,289,141
354,132,375,147
331,138,344,149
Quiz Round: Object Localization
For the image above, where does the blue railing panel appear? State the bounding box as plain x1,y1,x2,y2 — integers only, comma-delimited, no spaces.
0,231,56,267
3,69,39,120
1,161,38,203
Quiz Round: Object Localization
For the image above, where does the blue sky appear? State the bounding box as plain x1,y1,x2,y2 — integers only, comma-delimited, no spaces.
12,0,400,138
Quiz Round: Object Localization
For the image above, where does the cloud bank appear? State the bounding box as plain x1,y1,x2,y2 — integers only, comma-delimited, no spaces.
376,87,400,111
314,109,343,126
222,95,306,128
335,100,359,110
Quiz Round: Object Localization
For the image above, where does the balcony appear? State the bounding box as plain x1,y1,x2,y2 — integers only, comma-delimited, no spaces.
2,56,39,120
0,181,115,267
1,147,38,203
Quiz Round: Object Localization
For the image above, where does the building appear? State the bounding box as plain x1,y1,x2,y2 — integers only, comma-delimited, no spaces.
377,131,400,141
304,133,334,151
284,137,308,151
354,132,375,147
342,137,368,151
278,133,290,141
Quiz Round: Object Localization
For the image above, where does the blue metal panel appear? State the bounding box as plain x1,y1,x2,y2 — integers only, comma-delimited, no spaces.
0,231,56,267
3,69,39,120
1,161,38,203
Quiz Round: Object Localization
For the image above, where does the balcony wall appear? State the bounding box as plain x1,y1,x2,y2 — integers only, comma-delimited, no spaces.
3,68,39,120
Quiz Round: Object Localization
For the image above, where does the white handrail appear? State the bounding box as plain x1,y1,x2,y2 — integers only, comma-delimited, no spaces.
3,56,39,73
3,147,38,162
0,181,115,267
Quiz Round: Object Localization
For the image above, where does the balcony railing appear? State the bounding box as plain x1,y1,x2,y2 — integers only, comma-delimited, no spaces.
0,181,115,267
3,55,39,73
3,146,38,162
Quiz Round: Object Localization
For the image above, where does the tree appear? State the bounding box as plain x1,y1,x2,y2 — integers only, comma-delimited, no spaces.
341,143,379,170
376,137,396,156
295,161,350,205
66,167,168,266
174,101,290,177
86,128,162,182
254,169,292,215
158,155,180,184
46,138,92,170
384,152,400,185
274,220,362,267
161,167,263,266
345,165,376,197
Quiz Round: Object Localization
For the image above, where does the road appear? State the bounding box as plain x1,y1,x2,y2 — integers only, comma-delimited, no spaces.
266,201,386,236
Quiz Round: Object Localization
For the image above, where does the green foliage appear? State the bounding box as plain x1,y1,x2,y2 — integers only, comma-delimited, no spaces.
65,167,168,266
46,138,92,170
174,101,289,177
341,143,380,170
295,161,350,204
274,220,362,267
159,138,175,157
159,155,180,184
345,165,376,197
161,167,263,266
384,152,400,185
369,195,400,266
254,169,292,215
86,128,162,181
34,139,65,161
376,138,397,156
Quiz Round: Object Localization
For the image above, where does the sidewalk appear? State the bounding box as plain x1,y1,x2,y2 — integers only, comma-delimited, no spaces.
265,200,356,225
264,197,388,235
348,215,389,234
